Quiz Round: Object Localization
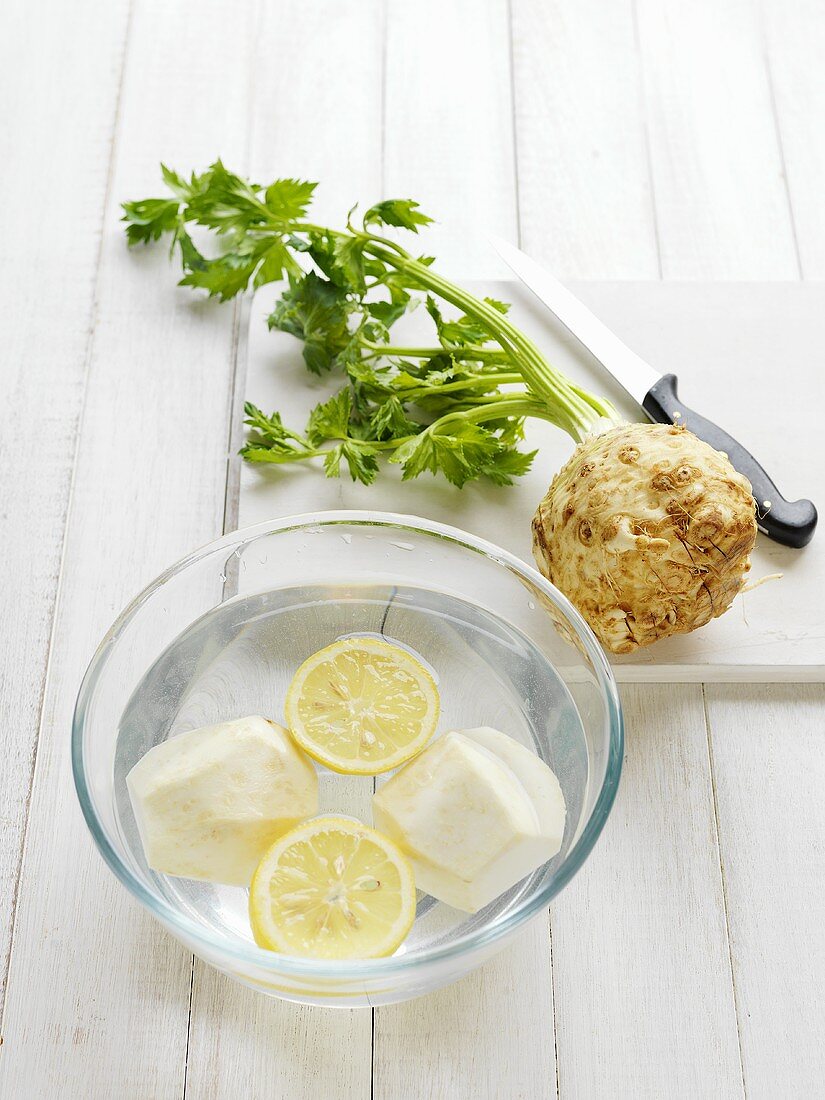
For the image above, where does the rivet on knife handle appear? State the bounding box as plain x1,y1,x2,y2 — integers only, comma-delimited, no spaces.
642,374,818,548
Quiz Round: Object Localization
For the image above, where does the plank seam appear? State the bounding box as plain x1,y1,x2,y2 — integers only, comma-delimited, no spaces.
379,0,388,198
369,1002,376,1100
223,0,261,542
757,0,804,280
548,917,560,1100
222,296,251,535
630,0,664,280
506,0,522,248
243,0,263,183
701,684,748,1100
180,958,196,1100
0,0,135,1027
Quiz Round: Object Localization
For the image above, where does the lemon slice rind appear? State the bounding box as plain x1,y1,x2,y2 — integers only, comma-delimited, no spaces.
285,637,440,775
249,816,416,960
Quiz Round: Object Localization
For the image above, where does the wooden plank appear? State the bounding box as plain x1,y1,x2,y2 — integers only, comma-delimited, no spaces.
186,985,372,1100
383,0,518,277
0,0,131,1011
184,3,384,1094
551,685,744,1098
634,0,799,278
511,0,660,278
373,923,556,1099
762,0,825,277
0,0,256,1095
243,1,384,231
705,684,825,1099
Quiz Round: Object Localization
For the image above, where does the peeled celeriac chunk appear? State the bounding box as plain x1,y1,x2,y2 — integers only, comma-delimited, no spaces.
460,726,566,848
127,715,318,886
372,727,566,913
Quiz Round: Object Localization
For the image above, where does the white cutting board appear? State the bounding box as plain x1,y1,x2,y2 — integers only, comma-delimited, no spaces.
238,281,825,682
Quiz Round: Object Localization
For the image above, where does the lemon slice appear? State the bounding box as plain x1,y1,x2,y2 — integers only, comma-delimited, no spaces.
285,637,439,774
249,816,416,959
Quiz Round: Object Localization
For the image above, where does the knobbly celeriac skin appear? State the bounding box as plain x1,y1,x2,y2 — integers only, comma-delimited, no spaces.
532,422,758,654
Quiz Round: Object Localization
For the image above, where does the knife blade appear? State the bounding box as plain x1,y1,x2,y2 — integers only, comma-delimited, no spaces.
490,235,817,549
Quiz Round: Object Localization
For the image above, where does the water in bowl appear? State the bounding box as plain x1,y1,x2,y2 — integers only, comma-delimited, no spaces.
113,583,588,955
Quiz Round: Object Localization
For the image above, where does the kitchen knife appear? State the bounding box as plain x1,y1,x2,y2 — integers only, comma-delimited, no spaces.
491,236,817,549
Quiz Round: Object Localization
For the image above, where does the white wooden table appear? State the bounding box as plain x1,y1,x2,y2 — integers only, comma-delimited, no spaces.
2,1,824,1096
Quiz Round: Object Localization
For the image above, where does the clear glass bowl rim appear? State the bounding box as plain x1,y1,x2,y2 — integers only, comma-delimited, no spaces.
72,510,624,982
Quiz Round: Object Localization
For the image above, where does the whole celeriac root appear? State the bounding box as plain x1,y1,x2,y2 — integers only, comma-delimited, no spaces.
532,422,758,654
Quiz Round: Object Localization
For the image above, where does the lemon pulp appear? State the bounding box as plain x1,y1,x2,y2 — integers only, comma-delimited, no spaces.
284,637,439,774
249,816,416,959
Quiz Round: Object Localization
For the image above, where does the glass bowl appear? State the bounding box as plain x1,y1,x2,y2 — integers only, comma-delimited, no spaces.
73,511,623,1006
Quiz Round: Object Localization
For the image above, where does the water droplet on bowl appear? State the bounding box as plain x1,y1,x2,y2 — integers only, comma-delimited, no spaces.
337,632,440,685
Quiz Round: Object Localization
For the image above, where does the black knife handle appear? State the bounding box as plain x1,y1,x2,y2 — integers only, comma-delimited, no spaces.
642,374,817,548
